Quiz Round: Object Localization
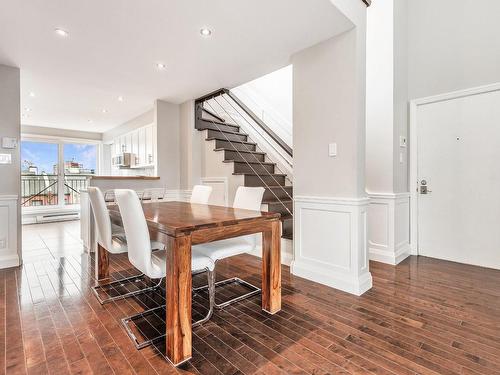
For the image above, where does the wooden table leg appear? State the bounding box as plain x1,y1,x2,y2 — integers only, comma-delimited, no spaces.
165,234,192,366
262,219,281,314
96,243,109,281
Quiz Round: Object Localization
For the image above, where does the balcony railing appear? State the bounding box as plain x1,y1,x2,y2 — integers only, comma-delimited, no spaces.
21,174,92,207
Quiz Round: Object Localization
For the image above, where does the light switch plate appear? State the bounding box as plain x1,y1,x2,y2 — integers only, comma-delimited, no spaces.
399,136,407,148
2,137,18,149
328,143,337,157
0,153,12,164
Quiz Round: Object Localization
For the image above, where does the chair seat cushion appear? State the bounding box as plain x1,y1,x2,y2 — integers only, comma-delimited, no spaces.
193,235,257,262
149,249,215,279
104,239,164,255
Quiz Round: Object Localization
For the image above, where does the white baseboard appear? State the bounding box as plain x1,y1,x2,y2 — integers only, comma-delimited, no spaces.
0,254,20,269
291,195,372,296
0,195,20,269
367,192,410,265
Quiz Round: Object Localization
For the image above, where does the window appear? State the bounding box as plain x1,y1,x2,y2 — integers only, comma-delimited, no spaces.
21,139,98,208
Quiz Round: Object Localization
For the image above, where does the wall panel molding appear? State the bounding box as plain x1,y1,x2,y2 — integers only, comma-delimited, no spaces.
291,195,372,296
367,192,410,265
0,195,20,269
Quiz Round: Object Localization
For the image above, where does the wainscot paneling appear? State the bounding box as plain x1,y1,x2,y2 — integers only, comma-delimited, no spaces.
291,195,372,296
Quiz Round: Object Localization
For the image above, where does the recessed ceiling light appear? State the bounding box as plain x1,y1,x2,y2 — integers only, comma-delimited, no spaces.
200,28,212,37
54,28,69,37
29,92,35,97
25,107,32,112
156,63,166,70
102,109,108,113
117,96,124,102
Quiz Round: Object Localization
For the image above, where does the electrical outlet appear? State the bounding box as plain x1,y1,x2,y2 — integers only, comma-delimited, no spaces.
0,238,6,249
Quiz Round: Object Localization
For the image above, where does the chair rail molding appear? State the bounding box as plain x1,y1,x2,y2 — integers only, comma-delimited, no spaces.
367,192,411,265
0,195,20,269
291,195,372,296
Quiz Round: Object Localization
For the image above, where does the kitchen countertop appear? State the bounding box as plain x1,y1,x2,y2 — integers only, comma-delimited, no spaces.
90,176,160,180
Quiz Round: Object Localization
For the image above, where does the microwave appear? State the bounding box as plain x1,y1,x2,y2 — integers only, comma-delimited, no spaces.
112,153,135,168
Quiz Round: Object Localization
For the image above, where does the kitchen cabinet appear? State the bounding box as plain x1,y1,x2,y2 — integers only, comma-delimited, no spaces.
146,125,154,165
110,124,155,168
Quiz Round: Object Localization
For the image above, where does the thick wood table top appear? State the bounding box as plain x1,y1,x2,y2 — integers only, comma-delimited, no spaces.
108,201,280,237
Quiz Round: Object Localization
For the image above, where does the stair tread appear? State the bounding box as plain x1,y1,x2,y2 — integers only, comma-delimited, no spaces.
206,137,256,145
199,118,239,127
234,172,286,176
263,198,293,204
214,148,265,155
223,160,275,166
207,128,247,136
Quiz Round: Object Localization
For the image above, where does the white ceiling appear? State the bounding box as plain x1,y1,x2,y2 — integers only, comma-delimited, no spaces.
0,0,351,133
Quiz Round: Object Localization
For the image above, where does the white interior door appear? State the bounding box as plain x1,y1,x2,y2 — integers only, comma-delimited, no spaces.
417,89,500,269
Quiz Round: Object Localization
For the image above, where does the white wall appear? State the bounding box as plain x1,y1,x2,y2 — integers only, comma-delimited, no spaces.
102,110,154,142
291,3,372,296
366,0,395,193
408,0,500,99
232,65,293,147
155,100,180,189
179,100,202,190
0,64,21,268
365,0,410,265
293,31,365,198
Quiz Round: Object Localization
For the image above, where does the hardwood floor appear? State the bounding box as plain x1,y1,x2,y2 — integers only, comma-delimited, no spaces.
2,222,500,374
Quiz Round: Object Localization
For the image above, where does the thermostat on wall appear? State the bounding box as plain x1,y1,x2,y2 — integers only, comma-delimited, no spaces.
2,137,18,149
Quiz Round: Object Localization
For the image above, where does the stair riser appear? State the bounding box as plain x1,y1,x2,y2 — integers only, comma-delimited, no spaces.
233,163,274,174
263,187,293,201
244,175,285,187
215,140,256,152
224,150,265,163
207,130,247,142
282,217,293,238
266,202,293,216
197,120,239,133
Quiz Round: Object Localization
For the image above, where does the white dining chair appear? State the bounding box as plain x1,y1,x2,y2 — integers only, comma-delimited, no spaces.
88,187,164,304
190,185,213,204
193,186,265,309
115,189,216,349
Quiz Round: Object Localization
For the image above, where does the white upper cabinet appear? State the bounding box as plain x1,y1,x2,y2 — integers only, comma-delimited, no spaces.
145,125,154,165
111,124,155,168
138,127,147,166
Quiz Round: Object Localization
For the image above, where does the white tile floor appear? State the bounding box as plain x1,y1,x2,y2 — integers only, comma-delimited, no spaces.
22,220,85,263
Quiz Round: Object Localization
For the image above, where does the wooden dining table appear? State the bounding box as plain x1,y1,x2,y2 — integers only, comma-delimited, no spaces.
98,201,282,366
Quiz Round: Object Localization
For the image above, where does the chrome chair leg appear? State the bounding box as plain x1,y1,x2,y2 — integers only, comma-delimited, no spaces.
92,275,162,305
121,269,215,350
193,262,261,309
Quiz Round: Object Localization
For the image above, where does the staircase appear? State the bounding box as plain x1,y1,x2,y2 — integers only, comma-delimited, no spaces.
195,90,293,240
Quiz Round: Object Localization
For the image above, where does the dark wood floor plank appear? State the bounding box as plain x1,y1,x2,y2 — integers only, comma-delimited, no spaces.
9,223,500,375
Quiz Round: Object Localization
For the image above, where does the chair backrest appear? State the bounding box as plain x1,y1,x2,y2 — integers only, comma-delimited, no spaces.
115,189,153,276
233,186,265,247
87,187,113,250
190,185,213,204
233,186,265,211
